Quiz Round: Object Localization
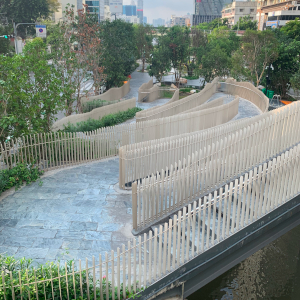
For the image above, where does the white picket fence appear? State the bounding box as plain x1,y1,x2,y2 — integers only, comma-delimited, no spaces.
3,142,300,300
119,100,298,190
131,101,300,231
135,77,220,122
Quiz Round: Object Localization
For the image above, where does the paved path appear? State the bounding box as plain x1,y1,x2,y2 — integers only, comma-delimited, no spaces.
0,158,134,266
0,81,262,266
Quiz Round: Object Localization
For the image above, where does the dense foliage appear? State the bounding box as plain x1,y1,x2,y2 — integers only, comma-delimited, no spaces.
63,107,142,133
0,163,43,195
0,38,66,144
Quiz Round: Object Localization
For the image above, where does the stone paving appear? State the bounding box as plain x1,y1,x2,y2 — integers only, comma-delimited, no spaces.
0,158,134,266
0,70,263,266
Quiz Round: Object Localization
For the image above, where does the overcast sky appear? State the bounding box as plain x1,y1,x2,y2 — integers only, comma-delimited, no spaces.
123,0,194,24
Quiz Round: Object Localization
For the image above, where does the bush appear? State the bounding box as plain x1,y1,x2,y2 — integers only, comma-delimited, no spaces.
180,88,193,93
183,75,199,80
0,163,43,195
63,107,142,133
161,90,174,98
82,99,120,113
0,254,144,299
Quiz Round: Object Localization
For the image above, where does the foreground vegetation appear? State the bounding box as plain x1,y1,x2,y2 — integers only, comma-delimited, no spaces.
0,164,43,195
63,107,142,133
0,254,144,299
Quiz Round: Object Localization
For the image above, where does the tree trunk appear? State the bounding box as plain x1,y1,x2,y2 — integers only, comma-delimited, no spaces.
142,58,145,72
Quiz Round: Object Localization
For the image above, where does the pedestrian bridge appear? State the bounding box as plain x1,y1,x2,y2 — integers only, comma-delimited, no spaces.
2,78,300,300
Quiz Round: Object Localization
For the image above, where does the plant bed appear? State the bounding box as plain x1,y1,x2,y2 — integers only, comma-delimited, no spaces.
0,163,43,195
63,107,142,133
0,254,144,300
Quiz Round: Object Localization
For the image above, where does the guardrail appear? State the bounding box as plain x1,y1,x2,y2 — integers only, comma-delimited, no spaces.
135,78,219,122
3,142,300,300
131,101,300,232
119,80,271,189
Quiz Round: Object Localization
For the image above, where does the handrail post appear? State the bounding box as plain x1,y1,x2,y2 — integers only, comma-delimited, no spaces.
132,181,138,231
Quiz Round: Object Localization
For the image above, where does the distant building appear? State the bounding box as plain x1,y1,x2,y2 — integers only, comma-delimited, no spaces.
109,0,123,17
153,18,165,27
192,0,233,26
171,15,188,27
137,0,143,24
118,14,139,23
221,1,257,28
123,5,136,16
256,0,300,30
85,0,105,21
143,16,147,24
104,5,111,20
54,0,78,22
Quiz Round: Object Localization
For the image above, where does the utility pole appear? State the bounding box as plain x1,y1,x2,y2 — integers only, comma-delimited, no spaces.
13,22,38,54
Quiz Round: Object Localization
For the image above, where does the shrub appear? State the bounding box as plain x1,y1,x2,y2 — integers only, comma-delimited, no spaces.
63,107,142,133
82,99,120,113
0,254,144,299
183,75,199,80
0,163,43,195
180,88,192,93
161,90,174,98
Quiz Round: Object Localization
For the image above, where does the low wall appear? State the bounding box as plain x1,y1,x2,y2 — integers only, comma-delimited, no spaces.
138,79,153,102
222,79,269,113
119,97,239,188
135,78,219,122
178,97,223,114
81,80,130,105
52,98,136,131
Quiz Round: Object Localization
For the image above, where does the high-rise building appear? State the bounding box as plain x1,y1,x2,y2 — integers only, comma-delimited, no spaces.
153,18,165,27
137,0,143,24
85,0,105,21
143,16,147,24
192,0,233,26
123,5,137,16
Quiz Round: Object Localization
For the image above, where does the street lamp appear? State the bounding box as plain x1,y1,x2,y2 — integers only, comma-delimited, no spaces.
265,63,274,97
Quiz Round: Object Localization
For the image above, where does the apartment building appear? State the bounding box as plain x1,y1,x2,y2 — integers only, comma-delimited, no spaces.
257,0,300,29
222,1,257,27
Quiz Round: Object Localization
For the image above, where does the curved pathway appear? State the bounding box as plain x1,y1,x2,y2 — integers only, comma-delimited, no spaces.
0,82,262,266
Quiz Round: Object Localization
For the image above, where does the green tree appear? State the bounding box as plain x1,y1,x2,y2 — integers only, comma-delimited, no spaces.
231,30,279,86
134,24,153,72
100,19,137,89
232,15,258,31
0,38,65,144
281,17,300,41
166,26,190,86
48,4,104,115
195,18,229,31
268,29,300,97
0,0,51,38
0,26,13,55
200,45,231,83
149,34,171,83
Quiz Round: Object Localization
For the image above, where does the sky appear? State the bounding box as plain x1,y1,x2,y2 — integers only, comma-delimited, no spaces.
123,0,194,24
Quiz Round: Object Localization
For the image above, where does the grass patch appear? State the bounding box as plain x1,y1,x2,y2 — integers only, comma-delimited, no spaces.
82,99,120,113
0,163,43,195
183,75,199,80
161,90,174,98
63,107,142,133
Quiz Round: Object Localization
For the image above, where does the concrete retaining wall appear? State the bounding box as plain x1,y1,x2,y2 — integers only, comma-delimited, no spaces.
81,81,130,105
52,98,136,131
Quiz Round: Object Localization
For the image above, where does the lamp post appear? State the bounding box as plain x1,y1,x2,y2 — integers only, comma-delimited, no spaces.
265,64,274,97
